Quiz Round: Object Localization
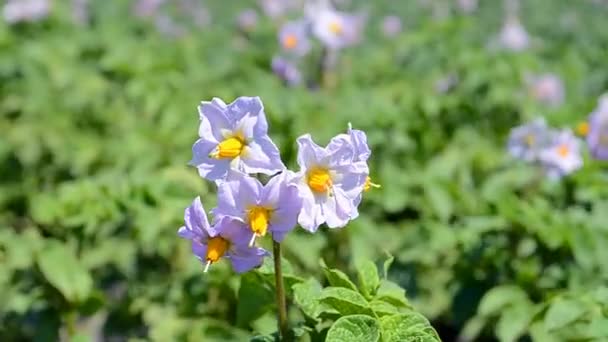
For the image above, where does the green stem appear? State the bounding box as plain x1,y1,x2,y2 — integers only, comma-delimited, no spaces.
273,240,289,341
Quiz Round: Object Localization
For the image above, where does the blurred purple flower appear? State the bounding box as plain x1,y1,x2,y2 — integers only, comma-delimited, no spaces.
527,73,565,107
435,73,459,94
499,16,529,51
507,118,553,162
237,8,258,32
457,0,478,14
133,0,164,18
3,0,50,24
278,20,311,56
293,134,368,232
587,95,608,160
258,0,299,19
539,129,583,179
191,97,285,181
310,6,365,49
213,172,302,245
272,56,303,86
381,15,402,38
178,197,269,273
155,14,186,38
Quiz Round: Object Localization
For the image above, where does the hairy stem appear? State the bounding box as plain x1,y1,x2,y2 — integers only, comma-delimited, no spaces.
273,240,289,340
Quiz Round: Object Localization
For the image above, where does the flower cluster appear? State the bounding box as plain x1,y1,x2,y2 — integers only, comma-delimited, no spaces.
271,0,365,86
507,118,583,179
179,97,376,273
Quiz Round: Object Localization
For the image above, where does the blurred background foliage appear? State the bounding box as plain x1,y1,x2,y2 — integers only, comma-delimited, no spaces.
2,0,608,340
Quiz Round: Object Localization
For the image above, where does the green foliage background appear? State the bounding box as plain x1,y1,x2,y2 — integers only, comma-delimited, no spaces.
1,0,608,340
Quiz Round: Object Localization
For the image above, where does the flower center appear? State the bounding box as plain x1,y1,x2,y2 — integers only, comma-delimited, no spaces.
524,134,535,147
284,34,298,49
364,176,381,192
247,206,271,236
329,21,342,35
557,144,570,157
576,122,589,136
210,136,245,159
206,237,229,263
307,167,332,193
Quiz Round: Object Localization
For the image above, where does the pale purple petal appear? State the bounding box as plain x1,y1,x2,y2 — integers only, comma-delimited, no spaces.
348,126,371,162
240,135,285,174
296,134,325,170
214,173,262,222
226,97,267,135
323,187,354,228
190,139,232,181
228,245,269,273
334,163,368,200
214,216,251,247
178,197,213,241
198,98,231,142
262,174,302,242
297,190,324,232
191,241,208,263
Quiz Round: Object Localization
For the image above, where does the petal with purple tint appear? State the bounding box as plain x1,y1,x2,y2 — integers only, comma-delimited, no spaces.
191,241,208,263
227,97,267,135
214,216,250,247
296,134,325,170
214,173,261,220
323,187,354,228
190,138,232,181
297,191,324,232
262,174,303,241
228,245,269,273
240,136,285,174
178,197,213,241
198,98,230,142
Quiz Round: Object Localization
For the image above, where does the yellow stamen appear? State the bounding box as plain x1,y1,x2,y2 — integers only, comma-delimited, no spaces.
557,144,570,157
329,21,342,35
576,122,589,136
284,34,298,49
210,136,245,159
206,236,229,263
247,206,271,237
364,176,381,192
524,134,535,146
307,168,332,193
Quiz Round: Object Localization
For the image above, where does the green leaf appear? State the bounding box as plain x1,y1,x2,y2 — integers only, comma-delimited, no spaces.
370,300,399,317
320,261,358,291
319,287,374,316
496,304,534,342
357,260,380,299
380,313,440,342
374,280,410,308
292,277,324,319
424,181,453,222
36,241,92,303
236,273,274,327
478,285,528,316
326,315,380,342
544,298,587,331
